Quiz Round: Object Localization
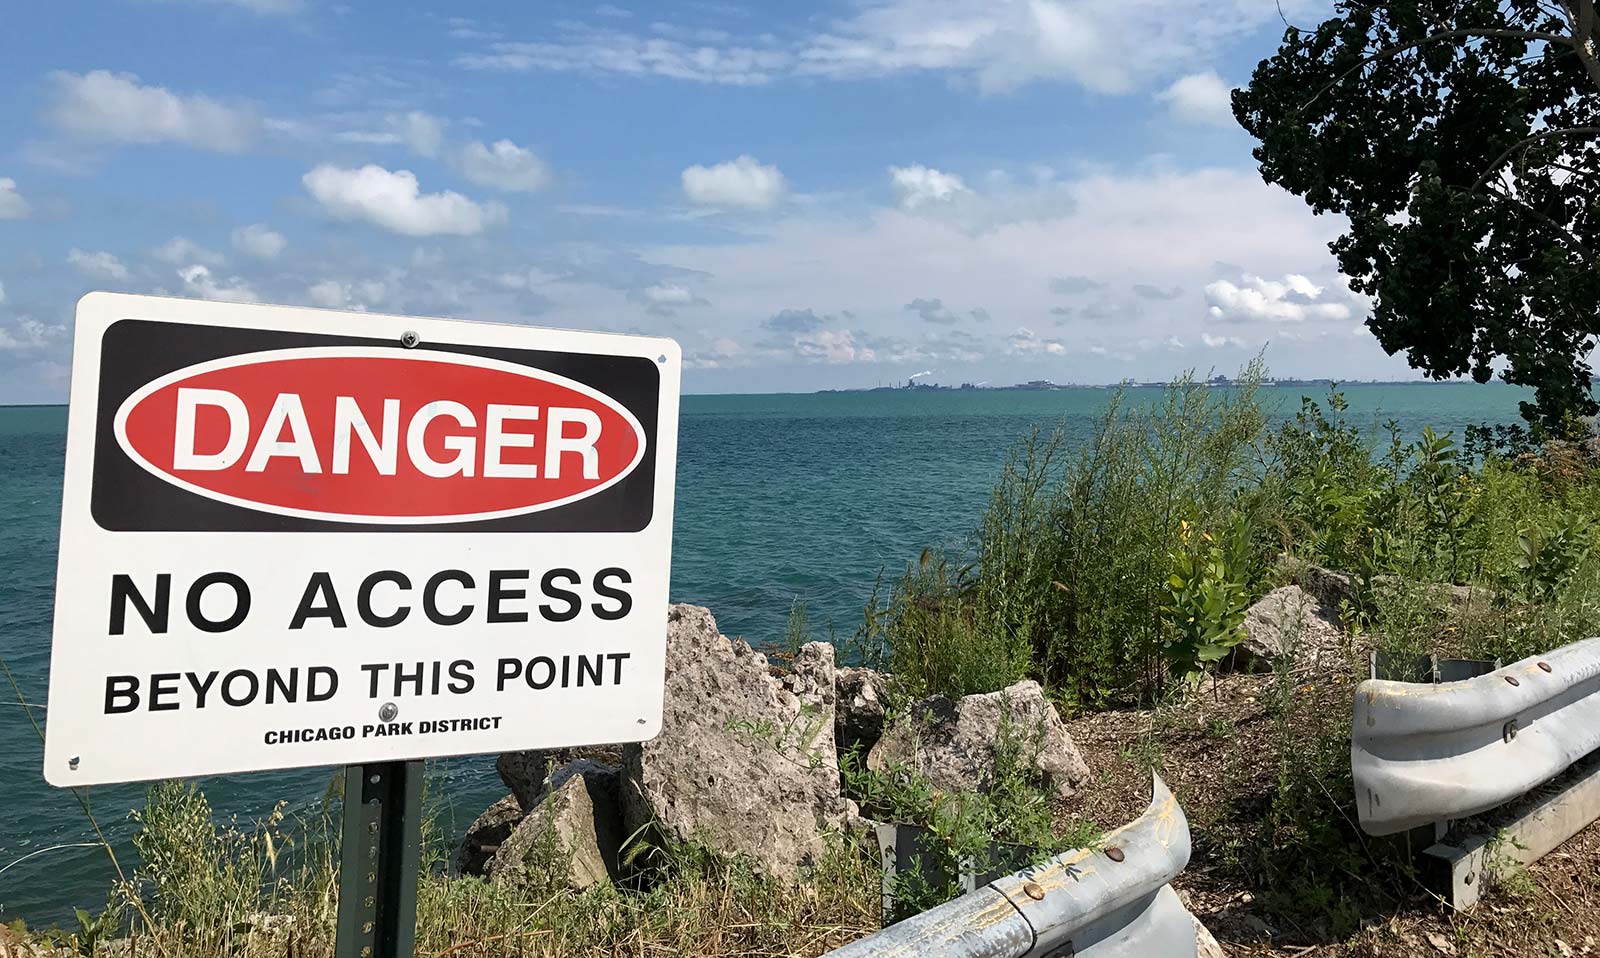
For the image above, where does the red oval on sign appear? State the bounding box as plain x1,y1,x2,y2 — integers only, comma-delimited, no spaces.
113,347,646,523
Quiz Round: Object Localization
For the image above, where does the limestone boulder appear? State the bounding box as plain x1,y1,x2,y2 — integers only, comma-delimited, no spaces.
620,604,854,880
1194,915,1228,958
456,793,524,876
1275,554,1357,613
495,751,551,810
836,666,889,756
486,760,622,891
866,679,1090,801
1235,585,1344,673
497,745,627,809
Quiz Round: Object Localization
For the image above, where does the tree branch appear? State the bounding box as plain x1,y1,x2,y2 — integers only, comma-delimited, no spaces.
1299,26,1576,114
1573,0,1600,91
1470,126,1600,191
1462,181,1594,257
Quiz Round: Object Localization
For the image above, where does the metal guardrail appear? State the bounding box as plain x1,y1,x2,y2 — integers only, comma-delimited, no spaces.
823,774,1197,958
1352,636,1600,836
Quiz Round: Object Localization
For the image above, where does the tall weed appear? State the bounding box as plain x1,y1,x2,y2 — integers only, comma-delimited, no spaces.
857,362,1273,705
974,361,1271,705
853,549,1032,701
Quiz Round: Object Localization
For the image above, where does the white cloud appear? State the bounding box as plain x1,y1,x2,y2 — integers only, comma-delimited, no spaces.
628,282,710,315
685,336,744,369
153,236,226,266
49,71,259,152
1201,332,1249,349
1205,273,1355,323
637,164,1398,383
457,30,790,85
333,111,447,157
232,223,287,259
456,1,1305,95
681,156,787,211
496,266,562,290
886,165,1077,232
397,111,445,157
905,297,965,324
303,164,507,237
1051,275,1103,294
1009,326,1067,355
888,165,971,210
1156,71,1235,127
906,298,950,323
0,178,30,220
802,0,1298,94
642,283,696,305
456,139,552,193
68,249,130,281
0,280,5,304
0,316,66,353
178,265,259,302
794,328,875,363
307,280,347,308
306,279,386,310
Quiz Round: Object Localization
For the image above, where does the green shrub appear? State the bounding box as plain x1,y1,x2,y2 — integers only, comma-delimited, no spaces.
1266,389,1383,572
123,781,294,944
1162,516,1252,685
976,362,1270,705
856,362,1274,706
853,549,1032,701
840,711,1097,920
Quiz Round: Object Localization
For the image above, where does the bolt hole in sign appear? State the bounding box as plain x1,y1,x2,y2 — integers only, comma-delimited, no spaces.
45,293,681,785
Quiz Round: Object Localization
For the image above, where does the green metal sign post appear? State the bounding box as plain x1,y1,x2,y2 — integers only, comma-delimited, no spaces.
335,760,424,958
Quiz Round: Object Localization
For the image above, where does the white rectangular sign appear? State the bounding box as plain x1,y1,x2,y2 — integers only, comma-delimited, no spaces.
44,293,681,786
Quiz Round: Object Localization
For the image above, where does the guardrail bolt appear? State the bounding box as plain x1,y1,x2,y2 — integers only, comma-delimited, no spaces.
1538,661,1552,673
1022,880,1045,901
1104,846,1125,863
1503,719,1518,742
1504,675,1521,687
399,331,420,348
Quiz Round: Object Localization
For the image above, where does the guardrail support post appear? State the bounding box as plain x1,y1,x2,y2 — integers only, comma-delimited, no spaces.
335,760,424,958
1420,752,1600,911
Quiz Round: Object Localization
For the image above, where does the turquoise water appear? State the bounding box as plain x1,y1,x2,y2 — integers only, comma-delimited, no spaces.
0,384,1528,922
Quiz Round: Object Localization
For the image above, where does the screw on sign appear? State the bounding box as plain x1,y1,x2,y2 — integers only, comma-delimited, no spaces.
43,293,682,958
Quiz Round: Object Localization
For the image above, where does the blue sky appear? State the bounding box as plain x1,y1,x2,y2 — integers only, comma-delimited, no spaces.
0,0,1419,401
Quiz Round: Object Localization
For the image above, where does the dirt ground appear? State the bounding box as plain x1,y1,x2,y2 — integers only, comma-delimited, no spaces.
1061,663,1600,958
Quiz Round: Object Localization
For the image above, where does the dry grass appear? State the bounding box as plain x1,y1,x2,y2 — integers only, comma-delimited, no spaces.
7,789,879,958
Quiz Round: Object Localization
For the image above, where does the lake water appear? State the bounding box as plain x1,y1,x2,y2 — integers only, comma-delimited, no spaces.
0,383,1529,923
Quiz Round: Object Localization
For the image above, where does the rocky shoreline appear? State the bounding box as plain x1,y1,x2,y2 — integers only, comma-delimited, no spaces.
455,602,1231,952
458,603,1096,880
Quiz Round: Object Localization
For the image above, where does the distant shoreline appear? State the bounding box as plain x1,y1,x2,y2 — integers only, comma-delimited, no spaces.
0,380,1512,410
814,377,1469,394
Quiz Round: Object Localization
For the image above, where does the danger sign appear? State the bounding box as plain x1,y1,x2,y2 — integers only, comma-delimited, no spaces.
44,293,681,786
